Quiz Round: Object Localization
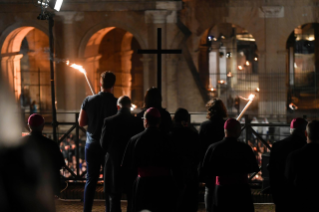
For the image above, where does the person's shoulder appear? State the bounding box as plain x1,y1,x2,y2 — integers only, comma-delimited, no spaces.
208,139,224,150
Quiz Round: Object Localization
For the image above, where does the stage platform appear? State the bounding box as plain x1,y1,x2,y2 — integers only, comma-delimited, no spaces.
55,199,275,212
59,182,273,203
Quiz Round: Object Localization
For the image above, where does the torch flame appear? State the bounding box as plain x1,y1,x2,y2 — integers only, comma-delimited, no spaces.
131,104,137,111
70,64,86,74
248,94,255,101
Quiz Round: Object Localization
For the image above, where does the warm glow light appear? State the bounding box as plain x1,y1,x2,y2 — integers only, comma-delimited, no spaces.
248,94,255,101
218,80,225,85
70,64,86,74
294,63,297,68
221,35,225,39
210,88,216,92
246,61,250,66
213,37,217,41
254,57,258,61
227,72,233,77
130,104,137,111
238,65,243,70
308,36,315,41
255,87,260,92
66,60,69,65
289,103,298,110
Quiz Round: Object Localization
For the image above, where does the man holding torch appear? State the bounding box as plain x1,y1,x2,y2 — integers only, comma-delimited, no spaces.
78,71,118,212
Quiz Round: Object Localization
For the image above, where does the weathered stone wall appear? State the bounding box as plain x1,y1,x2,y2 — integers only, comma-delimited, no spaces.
2,0,319,117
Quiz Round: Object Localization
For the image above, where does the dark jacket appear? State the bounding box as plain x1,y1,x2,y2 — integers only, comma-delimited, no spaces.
286,142,319,212
268,132,306,208
100,107,139,194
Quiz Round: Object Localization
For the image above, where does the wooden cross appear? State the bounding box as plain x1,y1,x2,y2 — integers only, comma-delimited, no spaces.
138,28,182,93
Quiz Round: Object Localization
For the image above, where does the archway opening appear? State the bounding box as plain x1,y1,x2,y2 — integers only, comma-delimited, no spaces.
1,27,51,112
199,23,259,115
84,27,144,107
286,23,319,112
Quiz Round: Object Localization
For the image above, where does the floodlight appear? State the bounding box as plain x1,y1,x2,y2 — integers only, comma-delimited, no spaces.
49,0,63,11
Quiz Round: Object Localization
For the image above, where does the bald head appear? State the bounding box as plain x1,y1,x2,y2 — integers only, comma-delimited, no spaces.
224,118,241,138
117,96,131,108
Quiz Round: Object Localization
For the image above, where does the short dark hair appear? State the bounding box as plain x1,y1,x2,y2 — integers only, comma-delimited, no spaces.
117,96,131,107
306,120,319,141
144,87,162,109
100,71,116,89
174,108,190,123
206,99,227,119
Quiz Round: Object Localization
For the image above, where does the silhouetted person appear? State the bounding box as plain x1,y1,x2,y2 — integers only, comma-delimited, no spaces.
201,118,259,212
1,114,65,212
122,107,175,212
268,118,307,212
79,71,118,212
285,120,319,212
135,87,172,135
234,96,240,115
30,100,38,114
170,108,199,212
100,96,139,212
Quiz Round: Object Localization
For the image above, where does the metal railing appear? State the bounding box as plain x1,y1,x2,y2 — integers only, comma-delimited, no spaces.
22,111,291,184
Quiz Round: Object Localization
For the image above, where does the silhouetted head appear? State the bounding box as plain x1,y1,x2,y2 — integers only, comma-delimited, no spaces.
173,108,190,127
306,120,319,143
100,71,116,89
28,113,44,132
290,118,307,135
206,99,227,120
143,107,161,128
144,87,162,109
117,96,131,109
224,118,241,138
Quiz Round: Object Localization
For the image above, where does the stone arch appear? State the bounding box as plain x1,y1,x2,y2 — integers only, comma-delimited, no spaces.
80,26,144,107
0,24,51,111
198,23,259,114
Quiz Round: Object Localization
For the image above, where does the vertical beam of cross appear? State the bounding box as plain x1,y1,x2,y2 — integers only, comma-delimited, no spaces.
138,28,182,93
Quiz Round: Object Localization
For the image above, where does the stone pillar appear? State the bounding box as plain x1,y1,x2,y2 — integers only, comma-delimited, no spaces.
145,10,169,107
120,50,133,97
145,2,182,110
84,55,102,95
55,12,86,115
165,55,181,111
1,54,23,100
140,55,152,94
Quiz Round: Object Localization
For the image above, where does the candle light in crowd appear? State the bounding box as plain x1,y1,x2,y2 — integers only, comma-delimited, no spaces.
245,61,250,66
254,57,258,61
236,93,256,120
255,87,260,92
227,72,233,77
218,80,225,85
238,65,243,70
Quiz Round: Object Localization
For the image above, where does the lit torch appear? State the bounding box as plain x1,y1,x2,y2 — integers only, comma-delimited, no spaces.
236,94,256,121
69,63,95,95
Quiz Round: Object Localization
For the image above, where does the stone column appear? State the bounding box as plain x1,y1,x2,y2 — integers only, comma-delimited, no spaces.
120,50,133,97
140,55,152,94
145,10,169,107
84,55,102,95
1,54,23,100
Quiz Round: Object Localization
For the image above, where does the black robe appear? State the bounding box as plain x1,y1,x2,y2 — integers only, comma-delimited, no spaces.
169,125,199,212
268,132,306,211
201,137,259,212
122,127,175,212
285,143,319,212
100,107,139,194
